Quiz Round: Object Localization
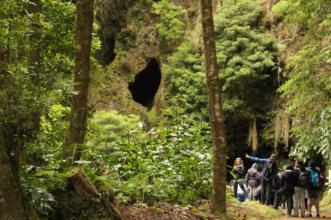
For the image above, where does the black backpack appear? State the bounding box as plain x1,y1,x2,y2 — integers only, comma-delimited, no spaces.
298,170,310,188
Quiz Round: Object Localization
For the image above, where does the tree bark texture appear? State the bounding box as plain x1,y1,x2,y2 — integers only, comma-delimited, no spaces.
0,143,27,220
63,0,94,161
0,40,30,220
27,0,42,135
68,170,123,220
200,0,227,214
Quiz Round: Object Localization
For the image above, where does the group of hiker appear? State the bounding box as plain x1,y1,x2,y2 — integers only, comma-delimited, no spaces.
231,154,325,218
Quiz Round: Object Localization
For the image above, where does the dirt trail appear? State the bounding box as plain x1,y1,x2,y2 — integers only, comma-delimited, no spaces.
272,210,331,220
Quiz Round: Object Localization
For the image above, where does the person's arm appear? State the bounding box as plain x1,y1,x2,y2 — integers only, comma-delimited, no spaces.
245,154,268,164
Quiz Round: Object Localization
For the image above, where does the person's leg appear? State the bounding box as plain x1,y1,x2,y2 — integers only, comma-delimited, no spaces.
239,181,248,198
287,193,294,216
233,181,238,198
316,197,320,217
249,186,254,200
299,187,306,217
270,190,275,206
266,181,272,205
308,198,313,216
293,187,299,217
261,181,266,204
273,188,284,209
254,185,262,201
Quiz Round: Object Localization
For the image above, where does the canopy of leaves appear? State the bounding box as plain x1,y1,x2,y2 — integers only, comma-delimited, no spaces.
215,0,277,119
274,0,331,161
164,0,278,155
0,0,75,130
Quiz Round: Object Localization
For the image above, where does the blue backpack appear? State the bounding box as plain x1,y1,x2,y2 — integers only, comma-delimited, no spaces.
310,169,320,188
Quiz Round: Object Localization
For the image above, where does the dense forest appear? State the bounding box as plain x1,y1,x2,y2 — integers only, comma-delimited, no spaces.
0,0,330,219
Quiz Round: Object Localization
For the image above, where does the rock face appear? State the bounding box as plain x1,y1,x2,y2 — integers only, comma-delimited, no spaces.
95,0,130,65
93,0,161,114
92,0,200,115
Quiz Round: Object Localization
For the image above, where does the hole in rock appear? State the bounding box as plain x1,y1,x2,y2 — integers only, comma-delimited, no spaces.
128,59,161,109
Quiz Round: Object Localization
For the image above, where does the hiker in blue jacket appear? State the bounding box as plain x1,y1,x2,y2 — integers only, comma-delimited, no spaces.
246,153,278,205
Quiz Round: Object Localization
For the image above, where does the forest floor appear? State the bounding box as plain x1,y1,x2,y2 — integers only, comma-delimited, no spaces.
113,200,283,220
113,200,331,220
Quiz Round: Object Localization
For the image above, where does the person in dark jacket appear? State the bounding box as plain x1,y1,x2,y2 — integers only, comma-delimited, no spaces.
232,157,247,199
273,164,298,217
245,163,262,200
246,153,278,205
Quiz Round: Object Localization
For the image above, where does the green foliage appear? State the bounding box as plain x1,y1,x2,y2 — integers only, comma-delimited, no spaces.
0,0,76,135
273,0,331,35
20,103,69,216
163,0,278,154
24,109,212,208
87,113,212,204
152,0,185,41
274,0,331,161
165,0,278,117
27,104,69,162
214,0,277,118
87,110,146,150
163,40,207,118
22,184,56,216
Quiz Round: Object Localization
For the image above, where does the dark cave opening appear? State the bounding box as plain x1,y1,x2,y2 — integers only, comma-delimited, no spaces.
128,59,161,109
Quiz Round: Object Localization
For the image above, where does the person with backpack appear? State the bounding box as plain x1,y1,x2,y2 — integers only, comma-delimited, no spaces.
232,157,247,200
246,153,278,205
306,161,323,217
245,163,262,200
273,164,298,217
293,160,309,218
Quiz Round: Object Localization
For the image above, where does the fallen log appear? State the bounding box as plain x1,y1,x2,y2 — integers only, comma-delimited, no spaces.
68,169,122,220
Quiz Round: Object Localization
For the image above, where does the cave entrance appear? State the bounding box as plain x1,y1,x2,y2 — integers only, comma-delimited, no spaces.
128,59,161,109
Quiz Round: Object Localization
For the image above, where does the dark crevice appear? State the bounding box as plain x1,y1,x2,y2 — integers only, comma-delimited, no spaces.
96,34,116,65
128,59,161,109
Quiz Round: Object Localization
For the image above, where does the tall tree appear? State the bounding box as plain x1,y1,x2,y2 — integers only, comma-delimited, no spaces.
63,0,94,161
200,0,227,214
0,45,28,220
27,0,42,135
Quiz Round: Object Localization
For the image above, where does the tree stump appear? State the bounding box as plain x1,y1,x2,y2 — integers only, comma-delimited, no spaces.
68,170,122,220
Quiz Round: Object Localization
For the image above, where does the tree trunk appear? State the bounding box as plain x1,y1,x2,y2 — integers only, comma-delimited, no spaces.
0,141,27,220
68,170,123,220
200,0,227,214
0,47,32,220
63,0,94,161
27,0,42,135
